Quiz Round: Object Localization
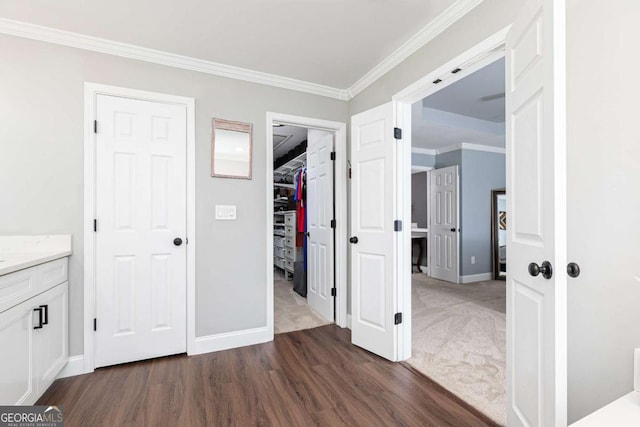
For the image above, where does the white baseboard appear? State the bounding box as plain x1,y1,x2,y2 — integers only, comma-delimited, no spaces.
189,326,271,356
57,355,87,379
460,272,493,283
347,314,352,330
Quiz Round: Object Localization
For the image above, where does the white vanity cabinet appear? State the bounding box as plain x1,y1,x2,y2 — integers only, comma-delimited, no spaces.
0,258,69,405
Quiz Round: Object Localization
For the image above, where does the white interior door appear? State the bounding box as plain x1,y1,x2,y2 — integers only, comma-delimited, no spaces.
506,0,567,425
95,95,187,368
350,102,397,361
306,129,335,322
429,166,459,283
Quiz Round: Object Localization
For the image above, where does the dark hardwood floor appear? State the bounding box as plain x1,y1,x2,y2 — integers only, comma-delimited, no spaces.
38,325,498,426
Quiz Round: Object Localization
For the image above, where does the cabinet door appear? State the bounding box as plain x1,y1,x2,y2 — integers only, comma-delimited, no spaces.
0,299,37,405
35,282,68,396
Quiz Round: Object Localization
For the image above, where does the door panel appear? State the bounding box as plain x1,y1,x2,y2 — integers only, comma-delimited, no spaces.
506,0,567,424
350,102,397,361
306,129,334,322
95,95,187,368
429,166,459,283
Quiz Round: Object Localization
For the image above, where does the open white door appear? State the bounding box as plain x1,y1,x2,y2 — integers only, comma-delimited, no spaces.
95,95,187,368
429,166,459,283
350,102,397,361
306,129,334,322
506,0,567,425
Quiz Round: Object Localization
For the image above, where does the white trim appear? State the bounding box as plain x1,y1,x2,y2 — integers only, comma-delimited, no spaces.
437,142,506,155
0,18,349,101
266,113,348,337
460,272,493,283
83,83,196,373
347,0,484,98
347,314,352,330
411,147,437,156
56,355,85,379
392,27,509,361
190,327,270,355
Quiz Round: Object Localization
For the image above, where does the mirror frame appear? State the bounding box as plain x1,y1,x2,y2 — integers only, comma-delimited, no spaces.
211,118,253,179
491,189,506,281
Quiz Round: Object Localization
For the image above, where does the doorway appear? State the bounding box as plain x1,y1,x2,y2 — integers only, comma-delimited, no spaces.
406,56,508,424
266,113,348,338
83,83,196,371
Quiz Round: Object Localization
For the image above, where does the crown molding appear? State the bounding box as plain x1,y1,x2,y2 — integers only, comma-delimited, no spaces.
411,147,437,156
0,17,350,101
437,142,505,154
346,0,484,99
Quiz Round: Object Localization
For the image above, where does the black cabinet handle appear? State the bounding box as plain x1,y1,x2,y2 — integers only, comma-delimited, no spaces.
39,304,48,325
33,307,44,330
528,261,553,279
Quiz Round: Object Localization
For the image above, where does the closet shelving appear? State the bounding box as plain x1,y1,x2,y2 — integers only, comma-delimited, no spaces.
273,151,306,280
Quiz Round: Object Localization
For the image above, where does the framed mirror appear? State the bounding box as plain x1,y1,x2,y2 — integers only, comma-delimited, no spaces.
211,118,253,179
491,189,507,280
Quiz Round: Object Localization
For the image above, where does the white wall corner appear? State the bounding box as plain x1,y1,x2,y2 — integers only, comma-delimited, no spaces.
57,355,87,379
189,327,270,356
347,0,484,98
460,272,493,283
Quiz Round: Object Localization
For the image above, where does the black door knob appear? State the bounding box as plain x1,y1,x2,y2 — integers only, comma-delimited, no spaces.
450,228,456,232
173,238,183,246
567,262,580,278
349,236,359,244
528,261,553,279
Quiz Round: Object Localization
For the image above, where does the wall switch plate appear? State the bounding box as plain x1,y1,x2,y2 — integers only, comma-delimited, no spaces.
215,205,237,220
471,256,476,265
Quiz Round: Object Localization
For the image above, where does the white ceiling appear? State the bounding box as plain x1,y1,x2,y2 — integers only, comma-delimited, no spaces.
0,0,458,89
273,125,307,159
412,58,505,150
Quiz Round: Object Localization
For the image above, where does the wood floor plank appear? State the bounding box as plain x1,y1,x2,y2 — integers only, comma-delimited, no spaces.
37,325,498,427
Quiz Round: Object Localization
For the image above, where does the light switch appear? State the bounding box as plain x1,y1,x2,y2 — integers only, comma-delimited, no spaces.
215,205,237,220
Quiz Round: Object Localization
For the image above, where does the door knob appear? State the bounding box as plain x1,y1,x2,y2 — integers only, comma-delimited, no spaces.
528,261,553,279
450,228,456,232
349,236,359,244
173,238,183,246
567,262,581,278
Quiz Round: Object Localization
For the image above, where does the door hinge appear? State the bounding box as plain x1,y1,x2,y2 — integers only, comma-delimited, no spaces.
394,313,403,325
330,219,336,229
330,151,336,161
93,219,97,232
93,120,97,134
394,220,402,232
331,288,337,297
394,127,402,140
93,318,97,331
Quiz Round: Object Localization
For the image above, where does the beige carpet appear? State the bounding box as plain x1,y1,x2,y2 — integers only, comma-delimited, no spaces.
274,270,330,334
408,274,506,425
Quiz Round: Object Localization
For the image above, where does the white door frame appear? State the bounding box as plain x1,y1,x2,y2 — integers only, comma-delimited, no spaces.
266,113,348,336
410,165,432,275
83,82,196,373
392,27,510,361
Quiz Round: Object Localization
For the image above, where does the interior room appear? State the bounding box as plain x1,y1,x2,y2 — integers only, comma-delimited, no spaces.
2,1,640,426
408,58,508,424
272,124,332,333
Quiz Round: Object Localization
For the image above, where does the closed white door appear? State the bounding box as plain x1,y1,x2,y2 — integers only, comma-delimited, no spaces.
506,0,567,424
306,129,334,322
350,102,397,361
429,166,459,283
95,95,187,368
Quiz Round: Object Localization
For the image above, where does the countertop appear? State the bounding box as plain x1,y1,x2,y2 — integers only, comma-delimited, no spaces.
0,235,72,276
571,391,640,426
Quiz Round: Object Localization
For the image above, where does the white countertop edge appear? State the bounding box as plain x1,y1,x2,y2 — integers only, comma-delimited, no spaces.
0,251,72,276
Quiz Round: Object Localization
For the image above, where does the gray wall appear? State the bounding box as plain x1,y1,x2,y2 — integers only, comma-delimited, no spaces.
435,149,505,277
566,0,640,422
0,34,348,356
411,172,428,229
